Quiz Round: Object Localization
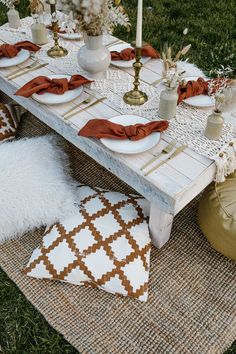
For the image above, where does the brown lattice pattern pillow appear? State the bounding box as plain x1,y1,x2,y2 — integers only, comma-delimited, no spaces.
24,185,151,301
0,103,21,143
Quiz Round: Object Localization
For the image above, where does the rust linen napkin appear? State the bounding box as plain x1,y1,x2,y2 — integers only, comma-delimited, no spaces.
15,75,93,97
78,119,169,141
46,25,76,34
0,41,40,58
177,78,209,104
111,45,160,61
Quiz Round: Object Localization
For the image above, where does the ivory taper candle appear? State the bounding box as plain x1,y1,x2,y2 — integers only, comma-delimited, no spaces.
136,0,143,48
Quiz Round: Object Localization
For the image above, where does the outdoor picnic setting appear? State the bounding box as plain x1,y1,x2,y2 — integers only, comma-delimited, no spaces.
0,0,235,353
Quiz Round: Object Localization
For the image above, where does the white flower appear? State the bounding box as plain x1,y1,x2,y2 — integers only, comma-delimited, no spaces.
183,28,188,35
56,0,130,35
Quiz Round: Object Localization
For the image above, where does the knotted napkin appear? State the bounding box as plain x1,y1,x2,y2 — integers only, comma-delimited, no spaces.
177,78,209,104
0,41,40,58
111,45,160,61
78,119,169,141
46,25,76,34
15,75,93,97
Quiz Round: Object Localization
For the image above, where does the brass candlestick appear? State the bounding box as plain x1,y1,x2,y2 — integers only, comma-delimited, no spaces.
123,47,148,106
47,2,68,58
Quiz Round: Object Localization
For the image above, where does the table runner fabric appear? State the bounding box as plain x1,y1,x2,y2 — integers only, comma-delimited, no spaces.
0,18,236,182
0,110,235,354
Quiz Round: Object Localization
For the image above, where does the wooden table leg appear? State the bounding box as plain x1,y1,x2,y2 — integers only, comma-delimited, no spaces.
149,203,174,249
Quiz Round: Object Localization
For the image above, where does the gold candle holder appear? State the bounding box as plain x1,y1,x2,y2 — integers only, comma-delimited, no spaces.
123,47,148,106
47,2,68,58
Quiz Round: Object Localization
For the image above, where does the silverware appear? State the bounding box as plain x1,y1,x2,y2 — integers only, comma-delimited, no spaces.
0,28,27,35
144,145,187,176
64,97,107,120
63,96,93,118
141,141,177,171
6,61,40,79
7,62,49,80
106,39,124,48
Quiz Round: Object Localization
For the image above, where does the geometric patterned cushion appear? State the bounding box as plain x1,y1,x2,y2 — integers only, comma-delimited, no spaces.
24,185,151,302
0,103,21,143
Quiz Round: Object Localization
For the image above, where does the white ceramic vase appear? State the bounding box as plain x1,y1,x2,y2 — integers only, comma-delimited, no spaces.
77,33,111,78
7,6,21,29
204,110,224,140
31,15,48,45
158,86,178,120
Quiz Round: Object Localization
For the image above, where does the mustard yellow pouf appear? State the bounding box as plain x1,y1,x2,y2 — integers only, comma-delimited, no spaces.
198,171,236,261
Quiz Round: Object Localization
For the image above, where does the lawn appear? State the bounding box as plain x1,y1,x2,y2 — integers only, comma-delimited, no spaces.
0,0,236,353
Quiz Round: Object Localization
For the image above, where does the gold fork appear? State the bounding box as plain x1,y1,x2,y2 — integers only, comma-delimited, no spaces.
62,97,93,118
141,141,177,171
6,61,39,79
7,62,49,80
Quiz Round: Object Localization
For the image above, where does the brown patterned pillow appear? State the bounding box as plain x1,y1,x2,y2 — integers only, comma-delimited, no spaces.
0,103,21,143
24,185,151,302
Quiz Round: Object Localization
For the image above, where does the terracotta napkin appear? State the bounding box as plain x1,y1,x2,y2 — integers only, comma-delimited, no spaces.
111,45,160,61
78,119,169,141
46,25,76,34
177,77,228,104
15,75,93,97
0,41,40,59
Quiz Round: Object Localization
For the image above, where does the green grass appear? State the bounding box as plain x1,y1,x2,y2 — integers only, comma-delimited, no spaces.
0,0,236,353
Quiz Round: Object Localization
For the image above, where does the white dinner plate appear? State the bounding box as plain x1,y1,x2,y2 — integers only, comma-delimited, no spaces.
0,49,30,68
32,74,84,105
109,43,151,68
58,32,82,40
100,115,161,154
183,76,215,108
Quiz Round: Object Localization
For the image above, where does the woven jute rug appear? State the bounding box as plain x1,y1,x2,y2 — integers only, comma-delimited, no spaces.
0,110,236,354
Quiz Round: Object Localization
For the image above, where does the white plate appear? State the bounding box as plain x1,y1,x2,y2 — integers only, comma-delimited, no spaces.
32,74,84,105
183,76,215,108
100,115,161,154
109,43,150,68
0,49,30,68
58,32,82,40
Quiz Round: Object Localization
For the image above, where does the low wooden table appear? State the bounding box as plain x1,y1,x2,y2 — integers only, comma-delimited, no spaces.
0,21,216,248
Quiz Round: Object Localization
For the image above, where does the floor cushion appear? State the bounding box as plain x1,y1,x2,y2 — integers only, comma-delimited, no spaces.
0,135,78,242
0,103,24,143
24,185,151,301
198,171,236,261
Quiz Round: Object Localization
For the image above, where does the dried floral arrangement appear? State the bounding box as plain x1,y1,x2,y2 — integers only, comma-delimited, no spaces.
28,0,44,14
163,69,184,89
56,0,130,36
208,66,236,113
0,0,19,8
161,28,191,77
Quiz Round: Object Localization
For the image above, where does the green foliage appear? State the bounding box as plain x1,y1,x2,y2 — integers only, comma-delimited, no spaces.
115,0,236,77
0,269,78,353
0,0,236,352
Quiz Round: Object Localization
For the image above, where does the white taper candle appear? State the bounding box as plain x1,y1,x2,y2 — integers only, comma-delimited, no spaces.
136,0,143,48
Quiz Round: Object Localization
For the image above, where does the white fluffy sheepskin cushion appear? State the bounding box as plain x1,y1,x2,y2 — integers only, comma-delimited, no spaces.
0,135,77,242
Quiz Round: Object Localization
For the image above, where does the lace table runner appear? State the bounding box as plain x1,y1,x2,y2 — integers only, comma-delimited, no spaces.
1,18,236,182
